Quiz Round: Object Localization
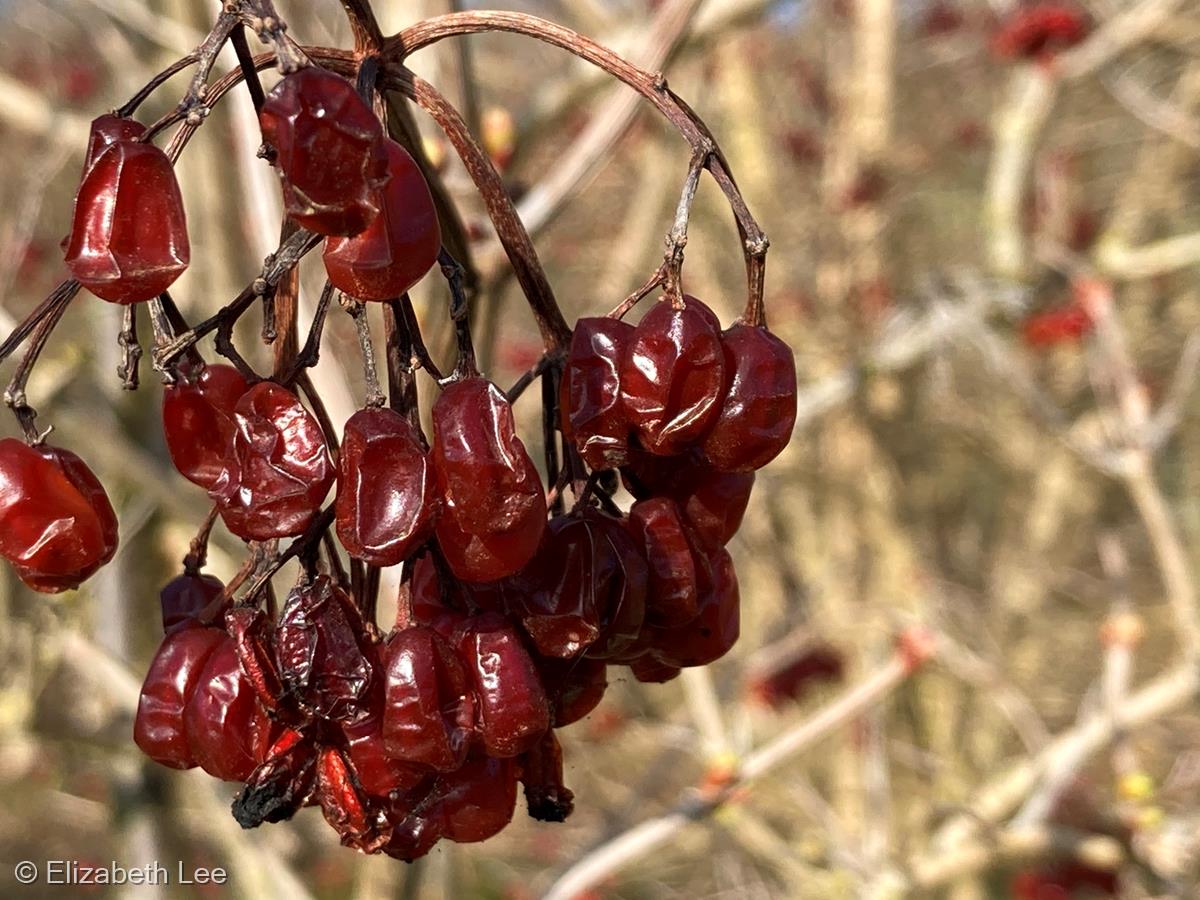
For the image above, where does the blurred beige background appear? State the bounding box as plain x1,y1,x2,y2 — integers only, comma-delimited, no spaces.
2,0,1200,897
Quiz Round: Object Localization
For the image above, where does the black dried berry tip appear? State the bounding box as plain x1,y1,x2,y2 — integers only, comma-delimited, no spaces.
232,781,305,829
524,785,575,823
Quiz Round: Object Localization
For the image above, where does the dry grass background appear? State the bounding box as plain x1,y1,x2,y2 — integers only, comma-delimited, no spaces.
1,0,1200,897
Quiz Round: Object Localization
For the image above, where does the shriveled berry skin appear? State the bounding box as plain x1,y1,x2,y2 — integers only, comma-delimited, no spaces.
336,407,437,567
210,382,334,541
701,324,797,472
382,810,442,861
64,139,189,303
628,497,700,627
183,636,261,781
621,296,726,455
622,449,754,550
457,613,549,757
381,625,474,771
275,576,374,726
431,378,546,581
561,317,634,469
509,511,646,660
0,439,118,592
133,627,225,769
647,548,740,668
429,753,518,843
629,654,680,684
162,363,249,489
537,656,607,726
259,67,389,236
324,141,441,300
342,716,429,798
159,573,224,635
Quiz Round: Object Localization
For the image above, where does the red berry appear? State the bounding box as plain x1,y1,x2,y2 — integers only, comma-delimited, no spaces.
162,363,249,489
381,810,442,861
646,548,740,668
510,511,647,660
0,439,118,592
315,746,381,851
622,449,754,550
259,67,389,236
701,324,796,472
381,625,474,771
274,576,375,726
133,627,225,769
621,295,726,455
183,636,263,781
159,572,224,635
336,407,437,567
561,317,634,469
432,378,546,581
628,497,701,627
210,382,334,541
429,753,518,843
323,140,441,300
456,613,549,757
342,715,430,798
64,138,189,303
537,656,607,727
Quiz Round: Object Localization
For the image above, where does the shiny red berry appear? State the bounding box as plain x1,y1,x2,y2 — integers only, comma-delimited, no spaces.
538,655,607,727
324,140,441,300
133,626,225,769
336,406,437,567
622,449,754,550
432,378,546,581
510,511,646,660
561,317,634,469
183,636,264,781
429,753,518,843
210,382,334,541
647,548,740,668
162,363,249,489
381,625,474,771
64,139,189,303
701,323,797,472
159,572,224,635
456,613,549,757
0,439,118,592
259,67,389,236
342,715,430,798
621,295,726,455
628,497,701,627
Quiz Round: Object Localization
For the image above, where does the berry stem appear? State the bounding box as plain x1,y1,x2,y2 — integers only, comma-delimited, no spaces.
4,284,73,442
662,144,710,309
116,304,142,391
183,504,220,576
282,280,335,386
384,11,769,325
341,297,386,408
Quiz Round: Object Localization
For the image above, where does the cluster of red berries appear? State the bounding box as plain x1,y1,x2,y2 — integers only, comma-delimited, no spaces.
0,53,795,860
